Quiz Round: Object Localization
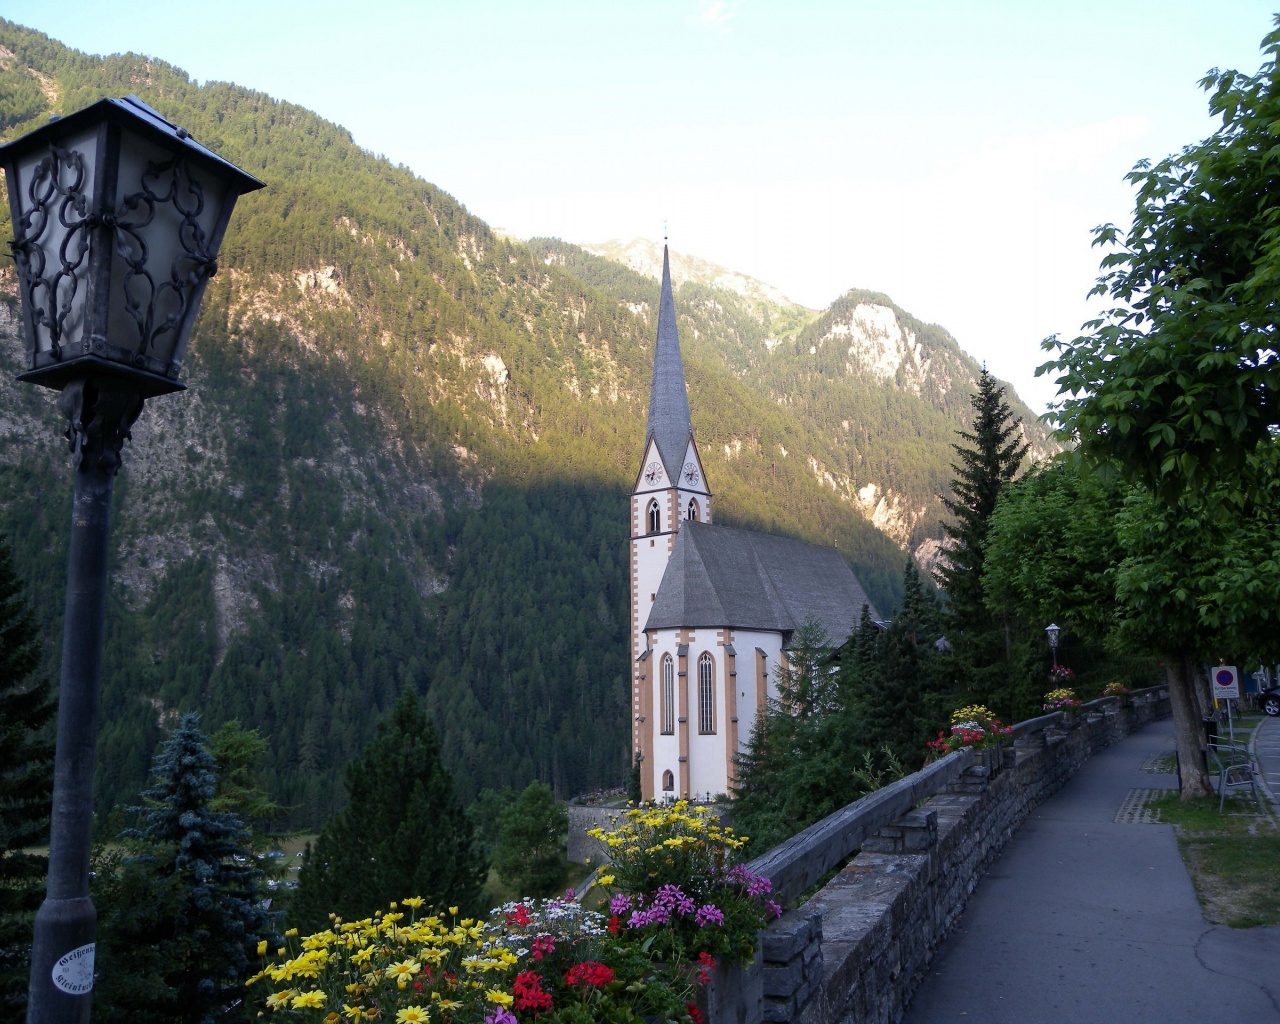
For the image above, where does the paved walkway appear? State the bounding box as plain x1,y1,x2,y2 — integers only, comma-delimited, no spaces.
903,720,1280,1024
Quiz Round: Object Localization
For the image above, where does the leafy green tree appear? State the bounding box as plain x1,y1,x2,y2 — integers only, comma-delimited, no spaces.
93,712,272,1024
1042,21,1280,499
983,461,1162,718
293,690,486,929
1036,22,1280,794
493,781,567,898
0,533,54,1015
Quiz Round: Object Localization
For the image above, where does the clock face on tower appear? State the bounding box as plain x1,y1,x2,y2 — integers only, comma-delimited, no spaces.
683,462,699,485
644,462,662,485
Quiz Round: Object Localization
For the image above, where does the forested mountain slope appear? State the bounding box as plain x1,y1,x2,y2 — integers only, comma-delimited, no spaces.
0,21,1047,827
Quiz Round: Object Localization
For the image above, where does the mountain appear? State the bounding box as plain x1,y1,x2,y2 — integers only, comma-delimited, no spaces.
0,21,1051,828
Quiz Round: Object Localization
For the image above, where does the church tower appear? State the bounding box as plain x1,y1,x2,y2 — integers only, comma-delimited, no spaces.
630,246,710,800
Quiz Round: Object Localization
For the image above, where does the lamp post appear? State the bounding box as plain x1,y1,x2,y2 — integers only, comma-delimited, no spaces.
1,96,262,1024
1046,623,1061,670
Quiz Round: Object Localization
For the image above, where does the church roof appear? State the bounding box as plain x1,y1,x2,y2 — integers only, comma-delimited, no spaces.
645,246,694,479
645,521,879,645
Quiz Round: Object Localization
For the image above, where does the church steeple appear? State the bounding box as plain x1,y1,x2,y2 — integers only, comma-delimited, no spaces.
645,246,694,478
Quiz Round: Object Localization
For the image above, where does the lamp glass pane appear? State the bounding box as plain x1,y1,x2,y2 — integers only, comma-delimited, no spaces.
106,128,231,371
11,127,99,361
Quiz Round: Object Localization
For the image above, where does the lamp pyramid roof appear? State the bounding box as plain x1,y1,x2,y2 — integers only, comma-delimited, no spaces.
645,245,694,479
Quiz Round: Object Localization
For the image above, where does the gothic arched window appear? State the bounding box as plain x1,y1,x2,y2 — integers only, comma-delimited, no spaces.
662,769,675,792
698,652,715,734
660,655,675,735
647,499,661,535
687,499,699,521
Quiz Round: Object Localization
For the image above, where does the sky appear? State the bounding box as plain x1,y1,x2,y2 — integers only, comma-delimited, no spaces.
6,0,1277,414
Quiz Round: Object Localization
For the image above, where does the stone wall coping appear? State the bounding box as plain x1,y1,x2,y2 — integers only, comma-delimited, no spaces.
744,748,972,905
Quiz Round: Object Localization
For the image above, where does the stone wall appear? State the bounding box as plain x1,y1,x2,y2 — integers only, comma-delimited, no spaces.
725,689,1170,1024
565,805,618,865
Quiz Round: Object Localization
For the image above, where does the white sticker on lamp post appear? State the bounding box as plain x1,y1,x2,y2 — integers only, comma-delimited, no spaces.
51,943,94,994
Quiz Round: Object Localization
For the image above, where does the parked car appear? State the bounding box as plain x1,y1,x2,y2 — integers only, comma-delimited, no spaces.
1261,686,1280,716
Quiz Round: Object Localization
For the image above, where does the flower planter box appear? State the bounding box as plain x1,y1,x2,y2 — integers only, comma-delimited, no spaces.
697,946,763,1024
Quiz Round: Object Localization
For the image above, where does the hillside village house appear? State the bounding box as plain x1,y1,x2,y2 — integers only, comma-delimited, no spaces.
630,248,879,802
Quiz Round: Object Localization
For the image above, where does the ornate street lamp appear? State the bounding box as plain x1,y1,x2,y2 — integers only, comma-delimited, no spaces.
1,95,262,1024
1045,623,1061,669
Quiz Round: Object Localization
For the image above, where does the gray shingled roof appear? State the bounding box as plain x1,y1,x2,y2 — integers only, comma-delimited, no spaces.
645,522,879,645
645,246,693,479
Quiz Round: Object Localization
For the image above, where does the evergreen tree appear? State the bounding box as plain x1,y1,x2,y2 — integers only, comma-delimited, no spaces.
207,719,287,850
936,368,1029,714
732,621,865,854
852,561,946,767
937,368,1030,633
493,781,567,898
293,690,486,930
0,533,54,1015
93,713,272,1024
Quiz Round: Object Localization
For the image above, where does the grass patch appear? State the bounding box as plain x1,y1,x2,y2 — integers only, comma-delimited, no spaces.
1148,792,1280,927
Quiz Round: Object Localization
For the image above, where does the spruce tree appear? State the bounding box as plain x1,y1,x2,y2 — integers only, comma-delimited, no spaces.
493,781,567,898
936,368,1029,712
851,561,947,768
94,712,272,1024
0,534,54,1015
293,689,486,930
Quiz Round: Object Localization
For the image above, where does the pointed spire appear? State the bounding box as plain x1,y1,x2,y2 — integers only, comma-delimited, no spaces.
646,245,693,478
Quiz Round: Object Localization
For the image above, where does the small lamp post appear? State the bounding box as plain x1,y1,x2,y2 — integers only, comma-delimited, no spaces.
1046,623,1061,670
1,95,262,1024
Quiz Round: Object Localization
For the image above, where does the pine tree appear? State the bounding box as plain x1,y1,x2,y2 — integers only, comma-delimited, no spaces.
293,689,486,930
93,712,272,1024
493,781,567,898
852,561,946,767
936,368,1029,712
0,533,55,1015
937,368,1029,634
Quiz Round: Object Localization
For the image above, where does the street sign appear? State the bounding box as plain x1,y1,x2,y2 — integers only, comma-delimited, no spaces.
1212,665,1241,700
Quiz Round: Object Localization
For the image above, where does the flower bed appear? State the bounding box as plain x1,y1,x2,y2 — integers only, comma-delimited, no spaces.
252,896,702,1023
254,802,780,1023
927,705,1012,756
1043,687,1082,712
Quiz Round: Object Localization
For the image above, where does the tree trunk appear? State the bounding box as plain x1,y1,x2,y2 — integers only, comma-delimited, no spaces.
1189,662,1213,721
1168,656,1213,799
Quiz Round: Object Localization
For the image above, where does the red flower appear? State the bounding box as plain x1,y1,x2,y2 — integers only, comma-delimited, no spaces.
531,934,556,961
696,951,717,985
686,1002,705,1024
513,970,553,1013
506,904,532,927
608,913,620,934
564,961,615,988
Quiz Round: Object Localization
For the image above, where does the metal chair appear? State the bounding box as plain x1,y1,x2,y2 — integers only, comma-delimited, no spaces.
1206,740,1263,813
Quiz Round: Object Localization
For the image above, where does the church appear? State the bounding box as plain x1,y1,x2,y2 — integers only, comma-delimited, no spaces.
630,248,880,802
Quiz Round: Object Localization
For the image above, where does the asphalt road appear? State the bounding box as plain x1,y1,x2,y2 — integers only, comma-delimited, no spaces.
902,720,1280,1024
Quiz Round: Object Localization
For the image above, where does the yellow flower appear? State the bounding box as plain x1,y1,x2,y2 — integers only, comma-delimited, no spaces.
343,1008,364,1023
448,907,459,916
395,1009,430,1024
388,959,421,987
433,997,461,1010
285,928,299,938
403,896,425,909
485,990,514,1007
598,874,615,886
257,940,269,956
265,990,297,1011
291,991,327,1009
